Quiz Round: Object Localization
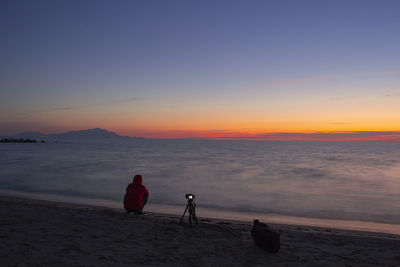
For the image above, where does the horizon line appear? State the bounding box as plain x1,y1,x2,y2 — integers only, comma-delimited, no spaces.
3,128,400,143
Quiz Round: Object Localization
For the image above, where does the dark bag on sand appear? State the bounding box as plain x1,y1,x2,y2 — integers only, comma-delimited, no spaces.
251,219,280,253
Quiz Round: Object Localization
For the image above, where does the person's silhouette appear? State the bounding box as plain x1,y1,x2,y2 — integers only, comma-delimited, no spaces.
123,174,149,214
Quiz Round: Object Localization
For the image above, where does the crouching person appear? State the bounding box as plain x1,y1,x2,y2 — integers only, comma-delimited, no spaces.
124,174,149,214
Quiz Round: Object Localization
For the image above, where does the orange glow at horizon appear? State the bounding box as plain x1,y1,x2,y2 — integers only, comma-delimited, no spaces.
3,79,399,141
103,115,400,140
108,125,400,142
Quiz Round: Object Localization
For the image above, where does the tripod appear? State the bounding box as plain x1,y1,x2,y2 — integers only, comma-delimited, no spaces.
179,200,198,226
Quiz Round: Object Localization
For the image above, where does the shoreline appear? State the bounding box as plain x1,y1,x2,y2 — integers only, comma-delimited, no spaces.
1,195,400,266
1,189,400,236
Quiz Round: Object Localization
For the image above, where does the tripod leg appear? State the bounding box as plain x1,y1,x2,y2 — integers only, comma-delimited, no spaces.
179,204,189,224
188,205,192,226
193,206,198,224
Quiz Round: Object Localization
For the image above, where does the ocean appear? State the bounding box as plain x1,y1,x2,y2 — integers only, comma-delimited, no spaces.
1,140,399,234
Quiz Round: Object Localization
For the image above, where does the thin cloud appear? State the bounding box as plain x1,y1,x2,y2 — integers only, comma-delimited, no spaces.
213,131,400,142
98,97,137,106
32,106,78,113
384,93,400,98
10,106,78,118
207,130,244,135
245,70,400,92
330,96,359,101
246,74,334,91
353,70,400,77
11,96,137,117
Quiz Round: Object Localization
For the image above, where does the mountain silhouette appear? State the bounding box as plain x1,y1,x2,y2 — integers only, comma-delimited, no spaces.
14,128,143,142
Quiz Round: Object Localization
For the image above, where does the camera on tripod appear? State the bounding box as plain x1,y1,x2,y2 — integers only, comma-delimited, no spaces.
180,193,198,226
185,193,195,201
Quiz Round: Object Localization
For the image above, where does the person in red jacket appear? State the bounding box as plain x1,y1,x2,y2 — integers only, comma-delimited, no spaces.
124,174,149,214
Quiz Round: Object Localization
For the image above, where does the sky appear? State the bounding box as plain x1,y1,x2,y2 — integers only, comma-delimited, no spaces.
1,0,400,141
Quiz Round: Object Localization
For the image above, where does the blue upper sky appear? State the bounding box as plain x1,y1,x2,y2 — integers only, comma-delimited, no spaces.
1,0,399,138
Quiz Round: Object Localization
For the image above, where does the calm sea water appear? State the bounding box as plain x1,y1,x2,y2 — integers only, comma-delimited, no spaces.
1,140,399,232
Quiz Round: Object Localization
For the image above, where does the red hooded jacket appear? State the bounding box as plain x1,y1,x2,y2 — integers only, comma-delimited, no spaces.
124,175,149,210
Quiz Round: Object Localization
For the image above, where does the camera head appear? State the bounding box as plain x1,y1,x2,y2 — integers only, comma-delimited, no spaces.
185,193,195,202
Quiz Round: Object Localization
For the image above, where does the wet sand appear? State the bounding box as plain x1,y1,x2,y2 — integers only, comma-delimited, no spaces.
1,196,399,266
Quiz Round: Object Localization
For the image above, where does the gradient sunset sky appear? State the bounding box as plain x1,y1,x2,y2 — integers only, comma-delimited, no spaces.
1,0,400,141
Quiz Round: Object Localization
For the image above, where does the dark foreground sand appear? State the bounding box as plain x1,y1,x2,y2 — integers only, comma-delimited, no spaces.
1,196,399,266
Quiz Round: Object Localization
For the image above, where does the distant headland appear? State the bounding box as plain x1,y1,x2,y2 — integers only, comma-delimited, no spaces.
2,128,144,143
0,138,45,143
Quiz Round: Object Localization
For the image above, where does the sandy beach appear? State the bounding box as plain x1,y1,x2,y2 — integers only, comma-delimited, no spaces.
0,196,399,267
